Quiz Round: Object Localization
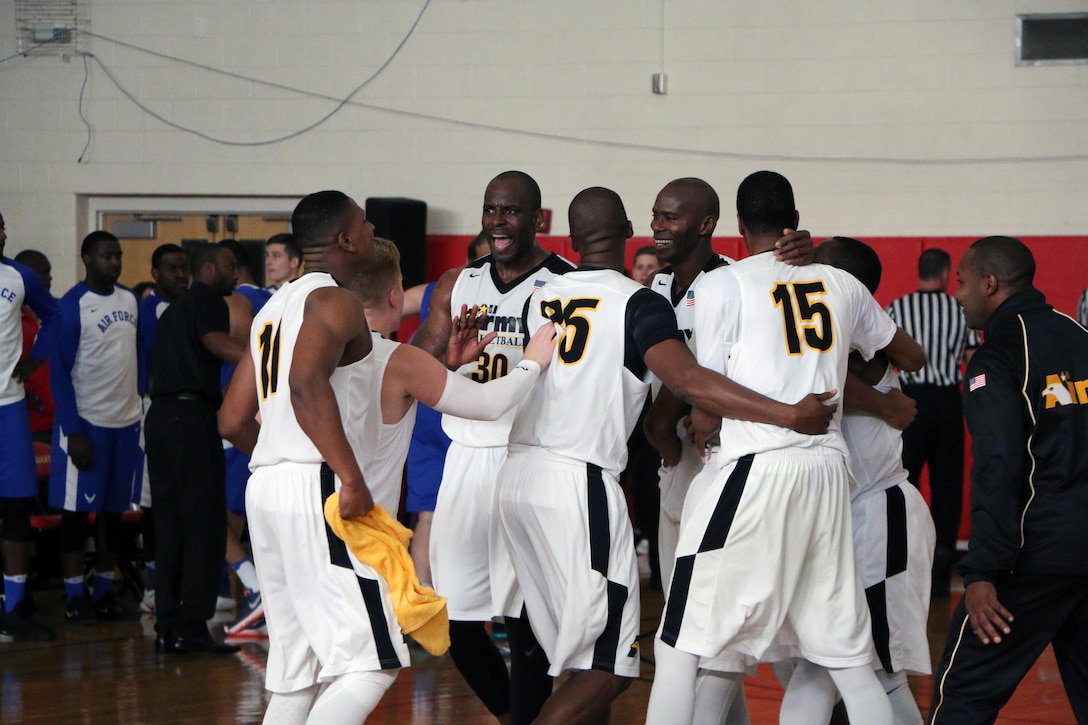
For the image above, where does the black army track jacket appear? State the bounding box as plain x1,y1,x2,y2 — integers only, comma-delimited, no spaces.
957,288,1088,585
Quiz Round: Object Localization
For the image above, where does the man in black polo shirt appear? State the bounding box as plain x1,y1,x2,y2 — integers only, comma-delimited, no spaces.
146,244,244,654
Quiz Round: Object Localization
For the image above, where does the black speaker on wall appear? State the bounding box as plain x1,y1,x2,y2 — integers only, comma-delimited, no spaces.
365,197,427,288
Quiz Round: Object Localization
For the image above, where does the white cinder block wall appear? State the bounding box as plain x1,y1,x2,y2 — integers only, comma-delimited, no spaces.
1,0,1086,286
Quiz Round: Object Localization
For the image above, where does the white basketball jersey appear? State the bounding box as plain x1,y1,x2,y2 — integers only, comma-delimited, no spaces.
650,254,734,346
509,268,682,477
649,253,733,398
249,273,376,474
841,362,909,503
691,253,896,465
442,254,573,447
353,332,418,513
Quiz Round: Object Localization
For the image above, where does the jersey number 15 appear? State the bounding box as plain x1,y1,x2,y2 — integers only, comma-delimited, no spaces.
771,282,833,355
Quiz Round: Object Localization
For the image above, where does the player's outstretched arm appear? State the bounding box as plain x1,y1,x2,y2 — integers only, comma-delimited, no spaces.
390,322,557,422
291,288,375,519
401,283,427,320
521,320,559,367
411,267,460,360
881,327,926,373
219,347,260,455
647,339,836,434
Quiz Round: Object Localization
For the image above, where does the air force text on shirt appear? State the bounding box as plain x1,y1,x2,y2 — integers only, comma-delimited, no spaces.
95,308,137,333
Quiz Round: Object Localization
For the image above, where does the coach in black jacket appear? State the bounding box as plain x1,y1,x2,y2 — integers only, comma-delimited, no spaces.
929,236,1088,724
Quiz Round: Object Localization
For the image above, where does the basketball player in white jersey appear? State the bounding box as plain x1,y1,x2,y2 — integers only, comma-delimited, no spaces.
646,176,802,725
218,191,406,723
218,192,557,724
647,172,926,725
646,178,738,592
412,171,575,722
497,186,841,724
779,236,932,725
644,182,919,724
353,236,558,515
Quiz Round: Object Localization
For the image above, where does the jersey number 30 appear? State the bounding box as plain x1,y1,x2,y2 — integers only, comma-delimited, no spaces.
771,282,833,355
258,321,282,399
540,297,599,365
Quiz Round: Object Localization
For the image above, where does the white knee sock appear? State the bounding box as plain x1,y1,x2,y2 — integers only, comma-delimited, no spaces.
693,669,746,725
827,664,894,725
877,670,922,725
647,639,700,725
262,686,318,725
779,660,836,725
305,670,397,725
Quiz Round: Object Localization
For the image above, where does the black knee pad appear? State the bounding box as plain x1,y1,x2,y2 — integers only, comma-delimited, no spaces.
96,511,124,552
0,497,35,542
59,510,90,552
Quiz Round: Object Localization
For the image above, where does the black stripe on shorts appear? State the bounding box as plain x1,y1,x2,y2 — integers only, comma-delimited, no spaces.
698,454,753,553
357,576,403,670
592,580,631,674
659,454,754,646
659,554,694,647
865,580,894,673
586,463,609,576
321,463,352,569
320,462,402,669
885,485,908,578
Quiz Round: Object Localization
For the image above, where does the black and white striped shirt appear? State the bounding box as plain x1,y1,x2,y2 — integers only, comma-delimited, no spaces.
886,290,979,387
1079,287,1088,327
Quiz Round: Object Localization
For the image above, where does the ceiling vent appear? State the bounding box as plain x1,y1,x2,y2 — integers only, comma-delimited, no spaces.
1018,13,1088,66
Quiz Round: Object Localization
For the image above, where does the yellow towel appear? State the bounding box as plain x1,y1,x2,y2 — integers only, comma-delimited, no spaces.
323,494,450,656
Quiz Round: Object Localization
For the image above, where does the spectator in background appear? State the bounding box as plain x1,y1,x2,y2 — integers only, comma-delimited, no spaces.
15,250,56,443
630,244,661,287
50,231,142,624
132,281,156,301
134,243,191,615
145,244,243,654
265,232,301,291
886,248,978,597
1,219,61,642
217,239,272,637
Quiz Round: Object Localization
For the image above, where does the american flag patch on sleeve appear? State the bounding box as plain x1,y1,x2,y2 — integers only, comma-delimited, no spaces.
685,290,695,306
969,374,986,392
531,279,546,293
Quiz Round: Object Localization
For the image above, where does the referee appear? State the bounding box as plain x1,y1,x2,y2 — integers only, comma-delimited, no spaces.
1078,286,1087,327
887,248,978,597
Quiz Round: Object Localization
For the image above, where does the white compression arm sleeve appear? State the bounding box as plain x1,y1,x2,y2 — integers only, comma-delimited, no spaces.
433,360,542,421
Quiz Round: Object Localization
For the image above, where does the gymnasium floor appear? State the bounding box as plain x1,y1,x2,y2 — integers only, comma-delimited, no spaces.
1,553,1076,724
